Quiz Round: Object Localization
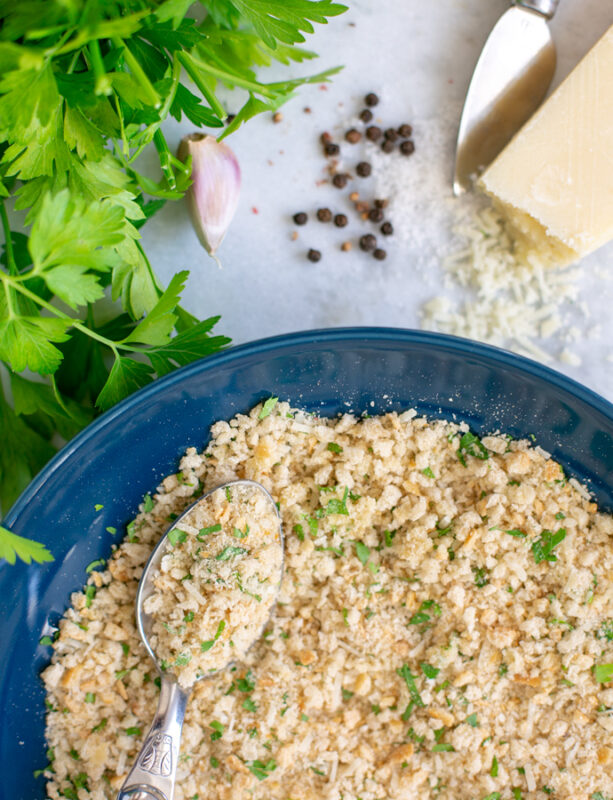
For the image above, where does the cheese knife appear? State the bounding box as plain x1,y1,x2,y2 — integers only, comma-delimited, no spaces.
453,0,560,195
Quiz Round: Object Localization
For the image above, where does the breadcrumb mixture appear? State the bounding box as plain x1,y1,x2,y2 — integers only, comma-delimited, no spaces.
42,403,613,800
144,481,282,688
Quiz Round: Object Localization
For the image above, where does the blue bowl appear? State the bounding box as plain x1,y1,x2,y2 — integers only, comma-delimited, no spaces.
2,327,612,799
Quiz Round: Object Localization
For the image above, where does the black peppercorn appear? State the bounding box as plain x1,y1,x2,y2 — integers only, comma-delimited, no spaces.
381,139,394,153
360,109,373,123
359,234,377,252
316,208,332,222
374,198,389,209
398,124,413,138
373,248,387,260
293,212,308,225
345,128,362,144
356,161,372,177
334,213,348,228
384,128,399,142
364,92,379,107
332,173,349,188
368,208,383,223
307,249,322,262
400,140,415,156
324,142,340,157
365,125,382,142
381,221,394,236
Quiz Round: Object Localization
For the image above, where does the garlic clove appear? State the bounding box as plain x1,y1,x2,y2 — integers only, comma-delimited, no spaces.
178,133,241,258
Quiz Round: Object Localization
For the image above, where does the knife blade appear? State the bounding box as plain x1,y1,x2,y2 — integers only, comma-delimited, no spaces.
453,0,560,196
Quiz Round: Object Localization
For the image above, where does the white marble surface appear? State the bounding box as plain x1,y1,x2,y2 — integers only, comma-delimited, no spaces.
142,0,613,400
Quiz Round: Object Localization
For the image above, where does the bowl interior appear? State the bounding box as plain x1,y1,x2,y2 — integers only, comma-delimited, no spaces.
1,328,612,800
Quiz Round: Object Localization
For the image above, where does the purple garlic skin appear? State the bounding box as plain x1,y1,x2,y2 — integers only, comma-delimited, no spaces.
178,134,241,256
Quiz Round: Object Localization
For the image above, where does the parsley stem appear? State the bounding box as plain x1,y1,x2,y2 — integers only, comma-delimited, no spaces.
88,40,112,96
1,275,133,355
113,38,161,108
0,200,18,277
185,53,273,98
153,129,177,190
113,91,130,157
176,52,227,119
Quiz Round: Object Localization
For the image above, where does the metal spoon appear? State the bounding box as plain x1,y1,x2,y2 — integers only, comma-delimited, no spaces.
117,479,283,800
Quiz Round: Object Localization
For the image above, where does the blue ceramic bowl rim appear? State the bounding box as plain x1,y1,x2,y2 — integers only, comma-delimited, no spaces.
5,326,613,527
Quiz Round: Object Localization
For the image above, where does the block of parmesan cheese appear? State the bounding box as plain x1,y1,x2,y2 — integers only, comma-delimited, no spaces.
480,25,613,267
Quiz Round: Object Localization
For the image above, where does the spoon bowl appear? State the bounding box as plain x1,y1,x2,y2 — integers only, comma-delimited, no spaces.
117,479,283,800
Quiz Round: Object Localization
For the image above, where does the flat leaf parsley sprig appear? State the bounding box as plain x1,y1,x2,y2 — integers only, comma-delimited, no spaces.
0,0,345,563
0,0,347,562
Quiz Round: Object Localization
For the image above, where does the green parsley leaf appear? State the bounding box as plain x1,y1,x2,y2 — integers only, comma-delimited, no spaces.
421,467,435,479
354,541,370,566
532,528,566,564
197,523,222,540
258,397,278,419
209,720,224,741
506,529,526,538
0,524,54,566
457,431,489,467
326,487,349,516
215,545,247,561
242,697,257,712
432,743,455,752
420,663,439,679
594,664,613,683
125,727,142,736
472,566,489,587
490,755,498,777
201,620,226,652
397,664,425,720
466,713,479,727
143,493,154,512
167,528,188,547
246,758,276,780
327,441,343,454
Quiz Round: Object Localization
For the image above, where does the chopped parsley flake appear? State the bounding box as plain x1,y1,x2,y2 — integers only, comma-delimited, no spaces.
326,487,350,516
167,528,188,547
92,718,108,733
420,663,440,679
597,621,613,641
466,713,479,727
457,431,489,467
594,664,613,684
258,397,278,419
327,442,343,454
397,664,425,720
354,541,370,566
432,743,455,752
210,720,224,741
472,566,489,587
215,545,247,561
532,528,566,564
197,523,222,540
505,529,526,538
201,620,226,652
143,493,154,512
242,698,258,712
84,692,96,703
125,727,142,736
422,467,435,479
490,755,498,777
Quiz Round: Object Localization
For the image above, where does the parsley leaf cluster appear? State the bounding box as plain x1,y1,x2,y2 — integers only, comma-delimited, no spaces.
0,0,346,562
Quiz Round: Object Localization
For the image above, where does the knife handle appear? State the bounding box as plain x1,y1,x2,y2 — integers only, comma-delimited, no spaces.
515,0,560,19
